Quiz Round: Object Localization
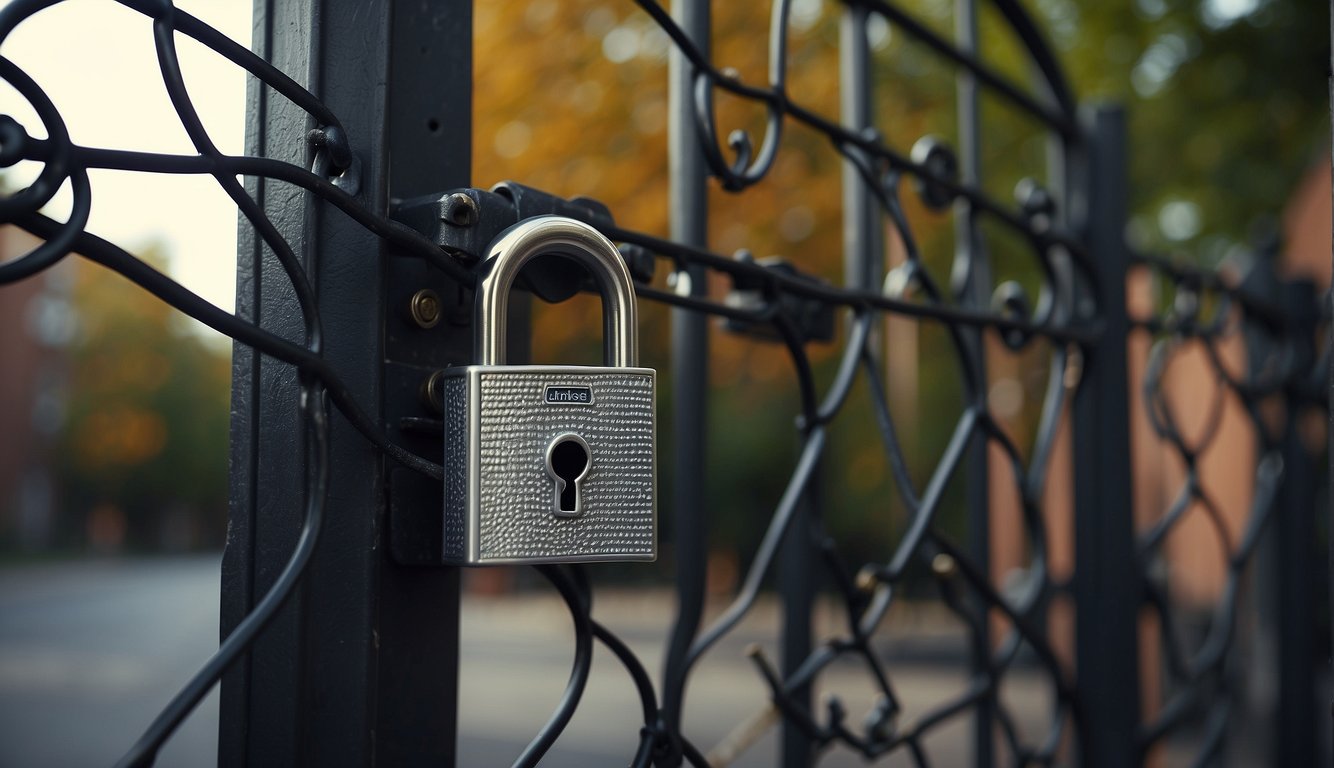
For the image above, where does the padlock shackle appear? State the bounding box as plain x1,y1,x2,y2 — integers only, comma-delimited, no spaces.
475,216,638,367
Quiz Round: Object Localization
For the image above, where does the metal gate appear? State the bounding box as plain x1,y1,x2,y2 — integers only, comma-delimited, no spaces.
0,0,1327,765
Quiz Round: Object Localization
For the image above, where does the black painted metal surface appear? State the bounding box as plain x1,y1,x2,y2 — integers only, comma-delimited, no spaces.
1071,106,1141,768
221,0,472,764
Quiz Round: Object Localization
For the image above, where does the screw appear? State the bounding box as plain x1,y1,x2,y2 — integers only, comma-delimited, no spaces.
855,565,879,593
931,553,956,578
421,370,445,416
409,289,441,328
441,192,478,227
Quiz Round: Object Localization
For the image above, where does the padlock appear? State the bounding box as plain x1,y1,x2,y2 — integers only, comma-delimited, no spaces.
441,215,656,565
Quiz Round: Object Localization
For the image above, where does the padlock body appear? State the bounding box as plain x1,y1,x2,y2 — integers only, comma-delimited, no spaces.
442,364,656,564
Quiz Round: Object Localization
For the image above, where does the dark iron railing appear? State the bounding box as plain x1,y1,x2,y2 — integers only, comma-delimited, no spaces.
0,0,1326,766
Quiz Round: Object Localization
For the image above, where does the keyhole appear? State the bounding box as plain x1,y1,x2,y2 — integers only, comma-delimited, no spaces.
545,433,591,517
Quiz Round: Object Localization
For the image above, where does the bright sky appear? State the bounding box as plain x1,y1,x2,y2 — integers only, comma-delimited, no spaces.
1,0,250,312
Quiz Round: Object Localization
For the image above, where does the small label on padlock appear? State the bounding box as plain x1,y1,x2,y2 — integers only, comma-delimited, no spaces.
544,385,593,405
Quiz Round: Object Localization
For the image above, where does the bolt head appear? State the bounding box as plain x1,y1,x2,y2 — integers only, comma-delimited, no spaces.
442,192,478,227
421,370,445,416
410,289,442,328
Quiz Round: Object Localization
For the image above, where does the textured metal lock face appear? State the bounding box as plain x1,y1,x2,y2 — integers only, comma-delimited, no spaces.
441,215,656,565
442,365,655,564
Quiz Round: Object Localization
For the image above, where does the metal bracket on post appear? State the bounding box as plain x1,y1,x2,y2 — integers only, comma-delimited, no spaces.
721,253,836,345
390,182,644,301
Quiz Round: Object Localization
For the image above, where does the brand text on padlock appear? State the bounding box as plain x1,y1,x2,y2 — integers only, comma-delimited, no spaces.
544,385,594,405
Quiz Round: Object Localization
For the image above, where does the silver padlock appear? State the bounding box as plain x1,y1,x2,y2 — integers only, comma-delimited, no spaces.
441,216,656,565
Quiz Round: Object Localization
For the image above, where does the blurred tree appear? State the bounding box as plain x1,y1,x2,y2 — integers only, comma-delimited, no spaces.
1047,0,1328,259
54,249,230,551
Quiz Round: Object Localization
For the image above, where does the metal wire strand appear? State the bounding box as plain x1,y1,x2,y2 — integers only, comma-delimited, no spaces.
515,565,595,768
113,383,330,768
12,212,443,479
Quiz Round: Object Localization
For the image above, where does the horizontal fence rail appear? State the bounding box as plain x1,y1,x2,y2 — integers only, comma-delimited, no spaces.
0,0,1327,766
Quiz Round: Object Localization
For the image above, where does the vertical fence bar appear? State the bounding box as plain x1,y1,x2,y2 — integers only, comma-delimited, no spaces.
222,1,468,764
779,13,883,766
1327,21,1334,755
780,482,817,767
662,0,711,750
1245,248,1283,763
841,5,882,297
1071,104,1141,768
1248,261,1320,766
954,0,994,764
1272,278,1319,766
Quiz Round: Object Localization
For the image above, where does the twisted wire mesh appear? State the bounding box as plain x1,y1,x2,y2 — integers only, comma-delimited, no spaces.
1127,251,1329,761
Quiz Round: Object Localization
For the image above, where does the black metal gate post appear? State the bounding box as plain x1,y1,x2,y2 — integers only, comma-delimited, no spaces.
1071,104,1142,767
222,1,470,764
1271,278,1320,766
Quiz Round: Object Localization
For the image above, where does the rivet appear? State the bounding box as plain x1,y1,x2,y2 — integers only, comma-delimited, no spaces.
410,289,442,329
421,370,445,416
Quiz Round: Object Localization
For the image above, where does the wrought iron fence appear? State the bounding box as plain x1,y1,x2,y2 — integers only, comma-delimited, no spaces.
0,0,1327,766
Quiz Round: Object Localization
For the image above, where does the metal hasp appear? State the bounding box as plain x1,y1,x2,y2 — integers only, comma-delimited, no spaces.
390,180,653,303
441,216,657,565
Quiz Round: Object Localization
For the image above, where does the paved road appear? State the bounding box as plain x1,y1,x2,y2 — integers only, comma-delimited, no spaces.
0,556,1054,766
0,556,220,768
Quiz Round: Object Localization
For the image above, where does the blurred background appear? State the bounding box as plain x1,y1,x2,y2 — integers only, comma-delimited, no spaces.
0,0,1329,765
